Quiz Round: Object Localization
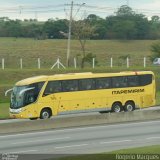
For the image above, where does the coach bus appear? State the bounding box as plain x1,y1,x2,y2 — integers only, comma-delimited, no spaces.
6,71,155,120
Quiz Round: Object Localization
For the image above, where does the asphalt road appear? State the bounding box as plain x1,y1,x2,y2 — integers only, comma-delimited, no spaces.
0,120,160,157
1,106,160,124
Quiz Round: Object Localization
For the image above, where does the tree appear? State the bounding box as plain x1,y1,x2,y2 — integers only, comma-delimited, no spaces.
149,16,160,39
87,14,102,25
72,19,96,68
106,6,150,40
112,20,136,39
4,20,22,37
43,19,68,39
22,23,46,39
0,17,10,22
151,16,160,22
87,14,107,39
150,42,160,61
116,5,135,16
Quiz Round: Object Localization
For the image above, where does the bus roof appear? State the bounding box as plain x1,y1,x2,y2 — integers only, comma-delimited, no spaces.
15,71,154,86
16,76,48,86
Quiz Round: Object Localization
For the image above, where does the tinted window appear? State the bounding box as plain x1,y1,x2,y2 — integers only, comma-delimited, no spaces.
30,82,45,93
79,79,95,90
140,74,152,86
44,81,61,95
112,76,128,88
62,80,78,92
127,76,139,87
96,78,111,89
25,82,45,105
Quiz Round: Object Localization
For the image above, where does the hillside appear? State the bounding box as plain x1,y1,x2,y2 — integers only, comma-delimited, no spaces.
0,38,158,69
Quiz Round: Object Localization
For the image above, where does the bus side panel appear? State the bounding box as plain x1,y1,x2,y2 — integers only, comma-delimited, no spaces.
141,95,155,108
141,84,155,108
57,91,109,114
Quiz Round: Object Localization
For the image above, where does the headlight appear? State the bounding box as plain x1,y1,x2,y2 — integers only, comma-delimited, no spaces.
10,108,25,113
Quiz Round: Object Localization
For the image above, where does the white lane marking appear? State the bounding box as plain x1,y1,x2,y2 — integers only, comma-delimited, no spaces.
55,144,88,149
11,149,37,153
100,139,132,144
0,120,160,139
12,137,70,145
146,137,160,140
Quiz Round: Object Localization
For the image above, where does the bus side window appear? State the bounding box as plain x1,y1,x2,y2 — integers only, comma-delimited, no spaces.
127,76,139,87
62,80,78,92
112,76,127,88
79,79,95,91
96,78,111,89
43,81,61,96
139,74,152,86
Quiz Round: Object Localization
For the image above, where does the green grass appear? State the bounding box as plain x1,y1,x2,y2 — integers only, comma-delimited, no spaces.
110,145,160,154
0,103,9,119
53,145,160,160
0,38,159,68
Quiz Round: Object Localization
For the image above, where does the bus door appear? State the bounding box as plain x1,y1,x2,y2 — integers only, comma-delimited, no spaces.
42,81,62,115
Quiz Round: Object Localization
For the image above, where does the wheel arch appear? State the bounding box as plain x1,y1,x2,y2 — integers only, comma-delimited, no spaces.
125,100,135,106
112,101,122,107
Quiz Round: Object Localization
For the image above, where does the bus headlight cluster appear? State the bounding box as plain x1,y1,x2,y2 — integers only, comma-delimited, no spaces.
10,108,24,113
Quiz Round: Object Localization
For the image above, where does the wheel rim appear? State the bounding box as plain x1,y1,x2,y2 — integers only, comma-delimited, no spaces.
126,104,133,111
114,105,121,112
42,111,49,119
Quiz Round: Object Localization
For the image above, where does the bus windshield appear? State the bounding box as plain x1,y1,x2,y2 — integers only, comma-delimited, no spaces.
10,82,44,109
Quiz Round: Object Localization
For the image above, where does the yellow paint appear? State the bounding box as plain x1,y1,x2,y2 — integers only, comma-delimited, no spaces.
10,71,156,119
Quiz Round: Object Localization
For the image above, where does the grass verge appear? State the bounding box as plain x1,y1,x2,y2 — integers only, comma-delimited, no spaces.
55,145,160,160
0,103,9,119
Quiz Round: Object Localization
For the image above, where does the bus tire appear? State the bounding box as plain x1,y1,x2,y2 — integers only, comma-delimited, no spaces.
40,108,51,119
111,102,123,113
124,101,135,112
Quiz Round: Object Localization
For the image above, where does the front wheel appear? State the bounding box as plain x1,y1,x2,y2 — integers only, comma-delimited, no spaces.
124,101,135,112
111,102,123,113
40,109,51,119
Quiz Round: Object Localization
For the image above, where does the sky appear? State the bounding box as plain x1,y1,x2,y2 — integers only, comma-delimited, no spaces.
0,0,160,21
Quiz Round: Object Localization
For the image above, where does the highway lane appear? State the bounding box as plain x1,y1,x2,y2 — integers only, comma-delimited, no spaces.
1,105,160,124
0,120,160,155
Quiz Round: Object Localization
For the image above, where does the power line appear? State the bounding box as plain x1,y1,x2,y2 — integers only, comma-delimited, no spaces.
0,3,160,13
0,3,159,18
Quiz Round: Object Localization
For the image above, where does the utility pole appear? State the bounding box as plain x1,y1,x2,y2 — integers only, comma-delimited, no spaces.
66,1,73,67
126,0,129,6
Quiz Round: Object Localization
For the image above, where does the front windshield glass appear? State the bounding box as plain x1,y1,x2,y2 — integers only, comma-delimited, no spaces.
10,82,44,109
11,86,27,109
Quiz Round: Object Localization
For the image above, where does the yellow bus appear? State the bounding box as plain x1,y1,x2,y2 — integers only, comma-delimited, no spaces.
7,71,155,120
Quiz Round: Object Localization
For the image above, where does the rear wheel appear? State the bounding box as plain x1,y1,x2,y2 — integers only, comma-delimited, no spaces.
124,101,135,112
111,102,123,113
40,109,51,119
